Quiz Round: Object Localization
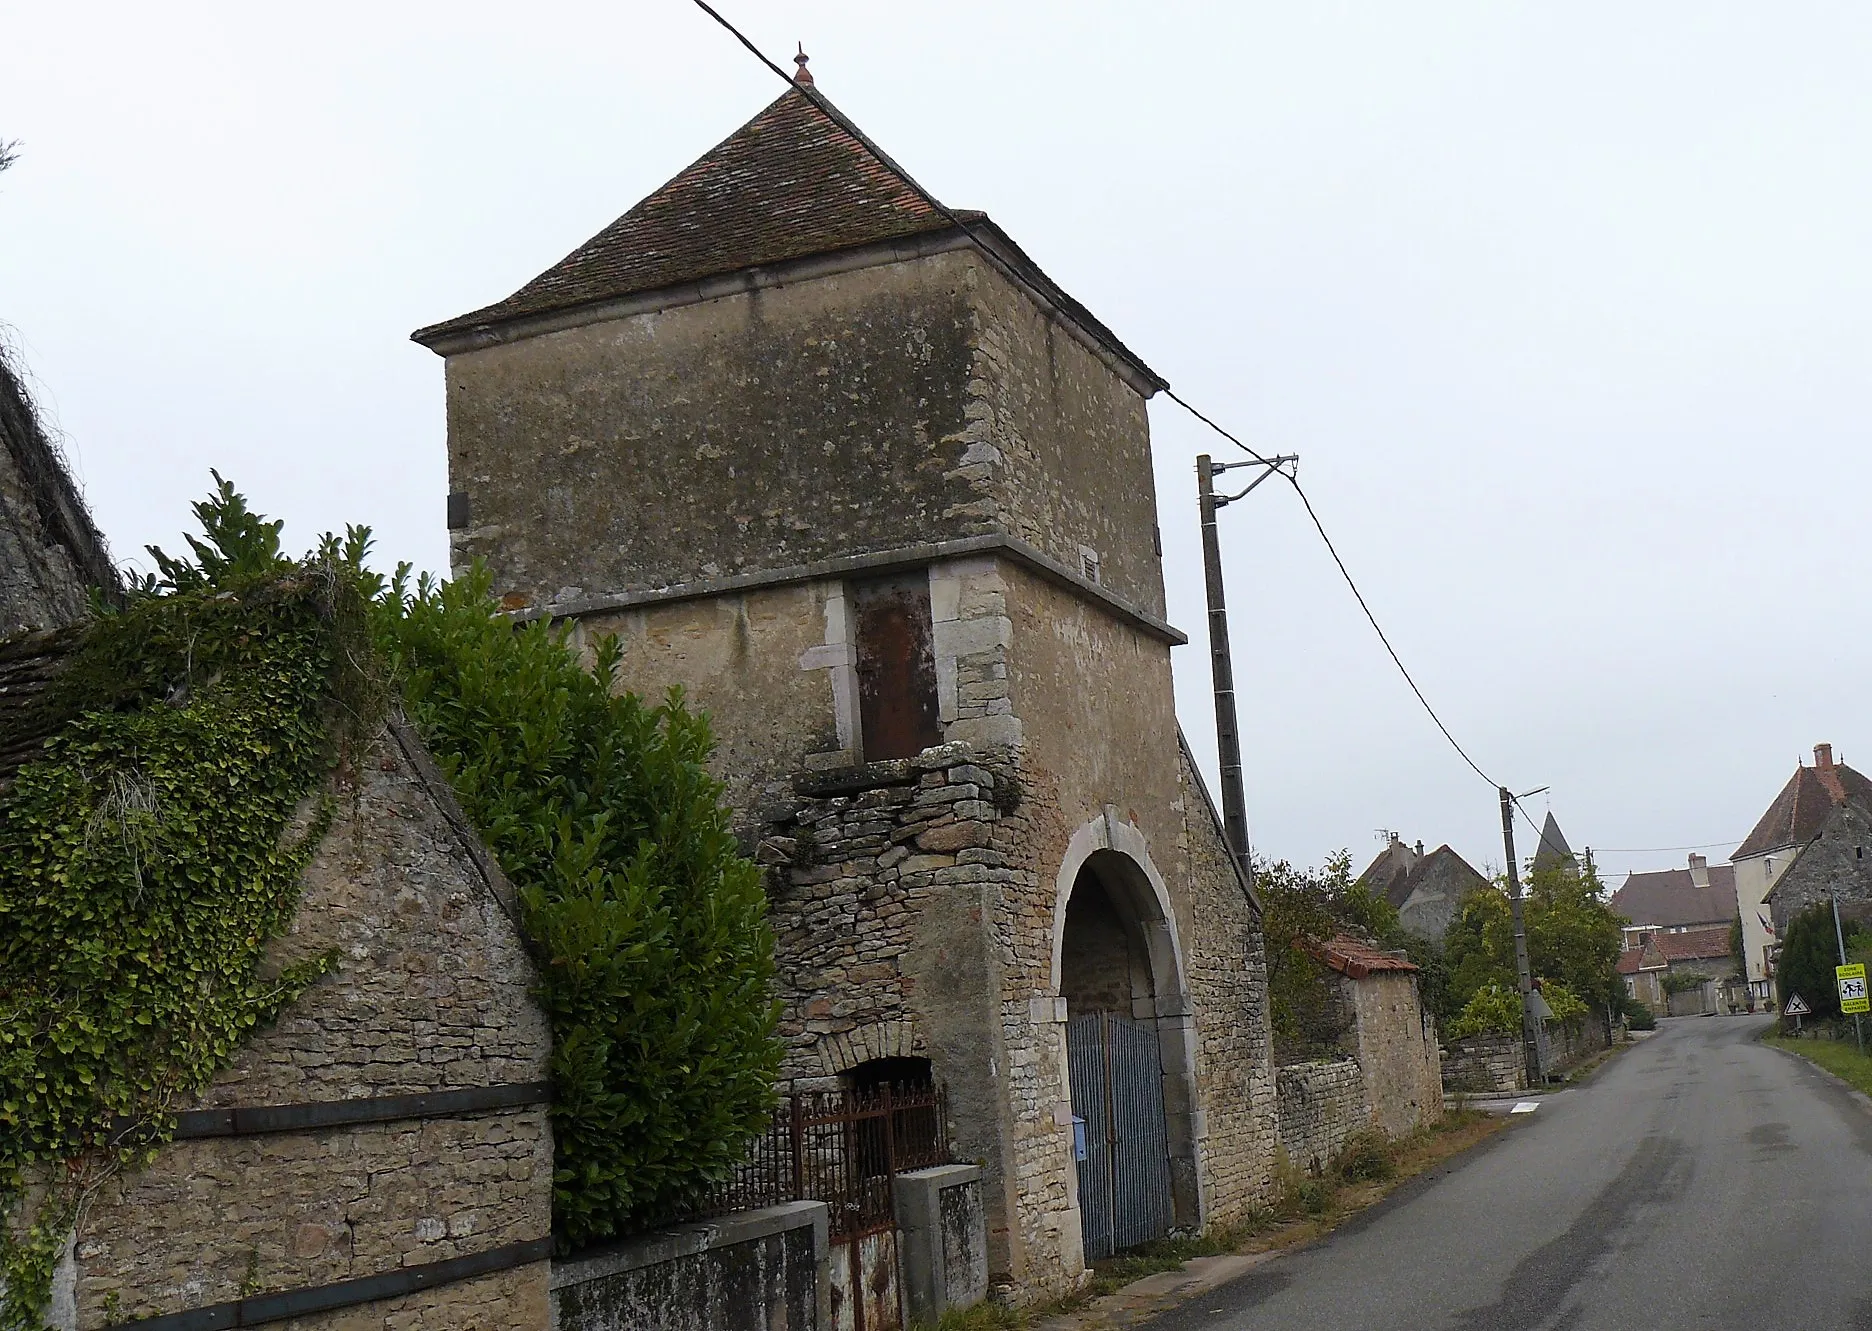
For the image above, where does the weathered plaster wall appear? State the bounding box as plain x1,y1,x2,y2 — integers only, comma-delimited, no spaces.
1348,972,1442,1139
442,253,985,608
1275,1059,1368,1178
63,724,554,1328
579,583,842,828
1734,850,1788,987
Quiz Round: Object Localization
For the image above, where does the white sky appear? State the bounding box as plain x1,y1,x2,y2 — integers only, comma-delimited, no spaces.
5,2,1870,884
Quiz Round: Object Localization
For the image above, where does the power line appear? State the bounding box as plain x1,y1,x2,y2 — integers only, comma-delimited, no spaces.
685,0,1519,802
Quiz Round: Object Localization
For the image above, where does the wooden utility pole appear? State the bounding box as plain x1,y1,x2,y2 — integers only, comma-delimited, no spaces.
1499,788,1541,1086
1197,454,1252,886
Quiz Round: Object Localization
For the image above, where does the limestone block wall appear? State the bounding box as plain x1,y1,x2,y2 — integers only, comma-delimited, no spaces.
0,359,111,636
56,720,554,1329
1442,1034,1523,1095
1275,1059,1369,1177
1348,972,1443,1139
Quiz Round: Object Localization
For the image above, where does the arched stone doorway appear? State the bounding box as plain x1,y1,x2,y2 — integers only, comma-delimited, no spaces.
1051,817,1202,1259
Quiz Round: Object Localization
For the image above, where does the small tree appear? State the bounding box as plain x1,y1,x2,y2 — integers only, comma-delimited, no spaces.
1778,903,1856,1022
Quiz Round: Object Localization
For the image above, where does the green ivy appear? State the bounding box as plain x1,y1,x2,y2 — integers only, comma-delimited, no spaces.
0,479,372,1327
375,566,781,1248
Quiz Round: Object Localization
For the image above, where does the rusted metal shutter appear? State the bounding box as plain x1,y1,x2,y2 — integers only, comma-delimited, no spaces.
852,573,941,762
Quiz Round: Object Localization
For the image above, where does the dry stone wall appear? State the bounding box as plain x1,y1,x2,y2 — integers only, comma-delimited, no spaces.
1275,1059,1369,1177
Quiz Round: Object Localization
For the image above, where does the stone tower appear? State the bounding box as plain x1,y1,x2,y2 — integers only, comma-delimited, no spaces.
417,73,1275,1294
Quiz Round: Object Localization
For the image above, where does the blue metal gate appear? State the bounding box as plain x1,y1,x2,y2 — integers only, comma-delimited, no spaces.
1067,1011,1175,1260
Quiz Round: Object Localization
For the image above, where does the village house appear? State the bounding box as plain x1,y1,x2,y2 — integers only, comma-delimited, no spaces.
1616,925,1737,1015
411,62,1278,1294
1609,854,1738,944
1734,743,1872,1004
1355,832,1491,942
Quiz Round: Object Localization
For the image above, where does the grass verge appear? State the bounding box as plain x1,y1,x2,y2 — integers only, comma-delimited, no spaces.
933,1108,1503,1329
1763,1030,1872,1097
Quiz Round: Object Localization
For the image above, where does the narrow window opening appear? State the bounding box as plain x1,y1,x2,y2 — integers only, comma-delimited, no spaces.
851,572,941,762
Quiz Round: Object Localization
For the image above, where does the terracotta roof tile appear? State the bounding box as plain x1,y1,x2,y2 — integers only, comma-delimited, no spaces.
1310,933,1418,980
1656,925,1734,963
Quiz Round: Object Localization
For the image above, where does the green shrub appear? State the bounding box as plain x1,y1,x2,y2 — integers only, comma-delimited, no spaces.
1448,984,1523,1039
1541,980,1589,1024
1621,995,1656,1031
375,566,780,1246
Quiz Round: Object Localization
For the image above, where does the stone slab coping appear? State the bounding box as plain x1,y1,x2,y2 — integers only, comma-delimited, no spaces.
897,1163,983,1187
549,1201,829,1289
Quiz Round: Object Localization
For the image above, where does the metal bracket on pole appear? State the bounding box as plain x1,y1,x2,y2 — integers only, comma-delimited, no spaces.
1196,453,1297,893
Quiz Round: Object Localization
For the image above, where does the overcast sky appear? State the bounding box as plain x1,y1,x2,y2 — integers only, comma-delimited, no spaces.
6,3,1870,884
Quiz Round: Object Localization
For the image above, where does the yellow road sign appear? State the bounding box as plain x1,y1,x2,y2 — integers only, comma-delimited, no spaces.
1838,963,1869,1015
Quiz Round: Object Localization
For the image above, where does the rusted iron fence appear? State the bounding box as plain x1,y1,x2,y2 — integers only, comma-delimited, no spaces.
686,1083,952,1234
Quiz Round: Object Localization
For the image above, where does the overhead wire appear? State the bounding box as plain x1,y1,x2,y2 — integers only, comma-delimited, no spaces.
686,0,1529,807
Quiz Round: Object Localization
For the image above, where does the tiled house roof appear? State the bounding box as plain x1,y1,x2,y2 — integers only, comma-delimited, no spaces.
1733,747,1872,860
1617,940,1666,975
1609,865,1738,929
1656,925,1734,963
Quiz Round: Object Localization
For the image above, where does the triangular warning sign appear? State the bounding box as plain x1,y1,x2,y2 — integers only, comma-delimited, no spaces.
1784,993,1812,1016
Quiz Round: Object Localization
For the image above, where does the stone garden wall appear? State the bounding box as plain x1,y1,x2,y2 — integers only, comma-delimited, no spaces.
1275,1059,1369,1177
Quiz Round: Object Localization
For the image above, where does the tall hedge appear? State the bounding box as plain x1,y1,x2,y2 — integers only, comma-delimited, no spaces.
374,567,780,1247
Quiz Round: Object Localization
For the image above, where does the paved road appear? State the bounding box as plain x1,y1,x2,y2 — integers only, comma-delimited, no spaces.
1145,1016,1872,1331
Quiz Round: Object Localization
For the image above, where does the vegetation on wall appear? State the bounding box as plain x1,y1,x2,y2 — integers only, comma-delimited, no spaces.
1258,852,1408,1059
0,480,372,1326
1,480,781,1323
373,565,780,1248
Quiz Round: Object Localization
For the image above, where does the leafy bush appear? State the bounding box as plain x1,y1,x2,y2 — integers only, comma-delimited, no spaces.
375,565,780,1246
1449,984,1524,1039
1661,971,1706,995
1620,994,1656,1031
1541,980,1589,1025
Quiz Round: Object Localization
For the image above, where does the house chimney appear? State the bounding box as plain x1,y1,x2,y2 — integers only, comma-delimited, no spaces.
1688,852,1709,889
1816,743,1835,770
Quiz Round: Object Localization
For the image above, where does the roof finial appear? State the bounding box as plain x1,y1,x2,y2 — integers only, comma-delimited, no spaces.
793,43,814,85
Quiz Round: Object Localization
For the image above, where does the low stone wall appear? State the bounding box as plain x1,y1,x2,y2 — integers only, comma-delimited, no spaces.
1275,1058,1368,1177
1548,1011,1611,1069
895,1165,988,1326
1442,1033,1523,1095
551,1202,828,1331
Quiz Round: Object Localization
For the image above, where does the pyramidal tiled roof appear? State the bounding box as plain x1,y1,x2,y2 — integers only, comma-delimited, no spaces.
417,86,962,342
1733,754,1872,861
413,82,1166,390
